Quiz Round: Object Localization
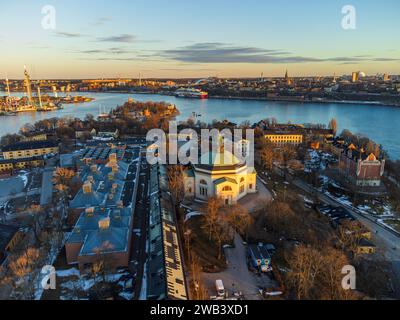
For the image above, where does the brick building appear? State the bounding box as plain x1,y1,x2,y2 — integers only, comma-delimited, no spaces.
339,145,385,187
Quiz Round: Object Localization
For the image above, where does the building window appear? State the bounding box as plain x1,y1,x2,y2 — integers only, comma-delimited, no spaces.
222,186,232,192
240,185,245,193
249,184,253,190
200,186,208,196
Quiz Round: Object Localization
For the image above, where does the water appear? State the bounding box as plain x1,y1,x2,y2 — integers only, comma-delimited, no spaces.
1,91,400,159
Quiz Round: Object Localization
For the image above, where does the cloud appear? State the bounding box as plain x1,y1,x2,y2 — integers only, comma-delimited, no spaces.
77,47,133,55
92,17,111,26
157,42,400,65
159,43,296,63
96,34,136,43
372,57,399,62
53,31,84,38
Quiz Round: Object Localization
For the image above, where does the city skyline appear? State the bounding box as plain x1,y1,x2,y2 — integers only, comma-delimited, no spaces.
1,0,400,79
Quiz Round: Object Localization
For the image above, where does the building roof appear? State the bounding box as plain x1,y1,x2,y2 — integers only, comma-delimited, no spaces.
0,224,19,253
60,154,76,168
21,131,47,138
2,140,58,152
248,244,272,260
79,227,129,256
200,150,241,166
147,165,188,300
67,207,132,258
358,238,376,248
79,147,125,163
264,131,304,136
214,177,238,185
70,160,130,209
196,148,246,172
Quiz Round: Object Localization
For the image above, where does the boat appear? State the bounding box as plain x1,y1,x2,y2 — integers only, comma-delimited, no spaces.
175,88,208,99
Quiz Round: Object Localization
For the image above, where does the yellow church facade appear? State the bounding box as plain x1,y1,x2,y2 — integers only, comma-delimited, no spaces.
183,148,257,205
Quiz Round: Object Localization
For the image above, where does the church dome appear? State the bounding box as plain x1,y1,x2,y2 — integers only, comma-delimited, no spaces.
196,149,245,171
200,150,240,166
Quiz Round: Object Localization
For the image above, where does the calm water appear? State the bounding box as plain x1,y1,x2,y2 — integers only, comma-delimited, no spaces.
1,91,400,159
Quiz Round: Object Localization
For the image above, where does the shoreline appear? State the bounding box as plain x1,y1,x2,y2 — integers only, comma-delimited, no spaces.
206,95,400,107
77,90,400,108
2,91,400,108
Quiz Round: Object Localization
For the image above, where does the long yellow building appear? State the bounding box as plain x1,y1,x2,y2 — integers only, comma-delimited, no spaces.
0,157,45,173
2,141,58,160
265,133,303,147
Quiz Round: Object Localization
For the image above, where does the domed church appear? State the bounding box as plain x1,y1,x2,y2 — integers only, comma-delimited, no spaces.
183,141,257,205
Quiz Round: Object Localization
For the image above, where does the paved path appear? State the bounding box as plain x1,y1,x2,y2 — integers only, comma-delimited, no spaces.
239,177,273,212
40,166,55,206
201,233,272,300
0,189,41,204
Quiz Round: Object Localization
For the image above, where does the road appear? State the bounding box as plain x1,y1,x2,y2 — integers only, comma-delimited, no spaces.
129,153,150,300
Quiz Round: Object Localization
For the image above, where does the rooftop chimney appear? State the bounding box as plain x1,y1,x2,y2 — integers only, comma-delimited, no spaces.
111,164,119,173
98,217,110,230
83,181,92,194
85,207,95,215
109,152,117,164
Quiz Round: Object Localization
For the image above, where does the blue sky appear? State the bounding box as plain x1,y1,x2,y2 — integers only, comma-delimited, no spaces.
0,0,399,78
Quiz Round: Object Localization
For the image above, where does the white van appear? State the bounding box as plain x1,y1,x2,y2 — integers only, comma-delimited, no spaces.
215,279,225,297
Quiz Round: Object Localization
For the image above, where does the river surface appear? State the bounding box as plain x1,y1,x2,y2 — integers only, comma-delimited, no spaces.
1,91,399,159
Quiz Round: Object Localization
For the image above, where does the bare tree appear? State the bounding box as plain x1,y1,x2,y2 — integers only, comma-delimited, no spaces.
328,118,338,136
167,165,185,207
26,204,46,245
190,254,208,300
263,201,301,239
53,167,76,220
202,196,223,241
5,247,40,299
259,142,276,171
286,245,324,300
337,220,366,257
319,247,355,300
225,204,253,238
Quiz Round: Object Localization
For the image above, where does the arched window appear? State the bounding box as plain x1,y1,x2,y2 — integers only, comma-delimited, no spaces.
222,186,232,192
240,177,245,183
199,179,207,185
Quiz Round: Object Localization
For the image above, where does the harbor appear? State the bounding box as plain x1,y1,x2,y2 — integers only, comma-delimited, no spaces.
0,67,94,115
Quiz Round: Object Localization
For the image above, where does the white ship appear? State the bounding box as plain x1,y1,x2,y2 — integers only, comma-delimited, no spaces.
175,88,208,99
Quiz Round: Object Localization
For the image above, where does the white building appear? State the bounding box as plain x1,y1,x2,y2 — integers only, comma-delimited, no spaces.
183,145,257,205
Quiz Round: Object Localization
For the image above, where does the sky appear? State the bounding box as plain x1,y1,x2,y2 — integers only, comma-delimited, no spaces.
0,0,399,79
